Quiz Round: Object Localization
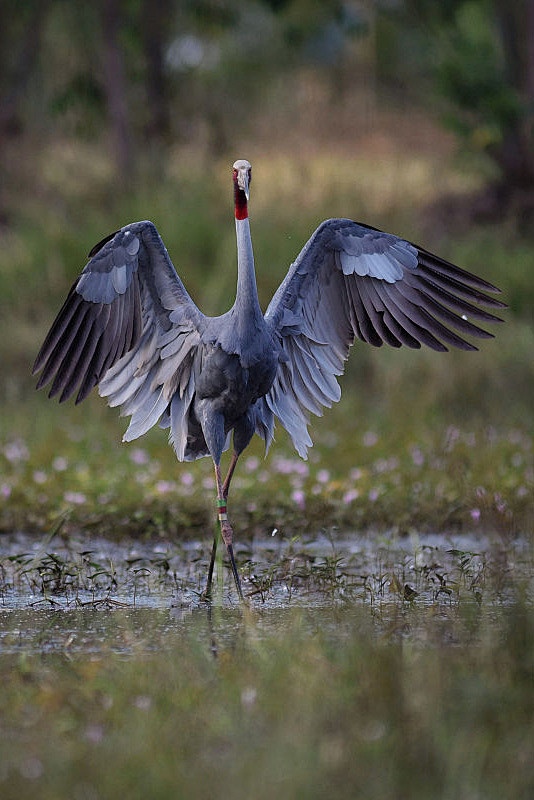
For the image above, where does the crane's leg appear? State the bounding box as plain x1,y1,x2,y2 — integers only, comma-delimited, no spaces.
205,527,218,599
205,460,244,601
206,451,239,596
222,451,239,500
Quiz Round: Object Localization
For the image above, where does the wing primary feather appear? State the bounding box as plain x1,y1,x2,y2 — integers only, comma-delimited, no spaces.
37,303,92,391
113,290,129,363
374,282,449,351
122,280,135,354
382,309,421,348
417,251,502,292
75,325,111,404
131,279,143,345
97,296,123,379
418,263,506,307
60,326,101,403
409,273,506,322
344,275,383,346
381,283,477,350
33,287,83,374
80,304,113,387
105,293,127,370
358,280,402,347
47,307,96,399
395,281,494,339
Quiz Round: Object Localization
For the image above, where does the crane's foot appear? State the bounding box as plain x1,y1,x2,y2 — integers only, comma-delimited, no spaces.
226,542,244,601
202,531,219,601
220,520,244,601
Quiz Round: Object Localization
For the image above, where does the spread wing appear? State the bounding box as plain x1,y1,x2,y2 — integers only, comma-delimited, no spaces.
262,218,506,458
33,221,206,447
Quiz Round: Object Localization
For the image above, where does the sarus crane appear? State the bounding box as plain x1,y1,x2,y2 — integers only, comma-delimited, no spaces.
33,159,505,600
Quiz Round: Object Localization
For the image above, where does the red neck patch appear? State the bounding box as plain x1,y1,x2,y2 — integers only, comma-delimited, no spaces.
234,184,248,220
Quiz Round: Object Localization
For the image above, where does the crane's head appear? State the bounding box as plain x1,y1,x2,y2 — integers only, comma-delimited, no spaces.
233,159,251,220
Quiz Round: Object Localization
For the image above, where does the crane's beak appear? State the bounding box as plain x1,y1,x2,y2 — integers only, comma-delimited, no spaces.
236,168,250,202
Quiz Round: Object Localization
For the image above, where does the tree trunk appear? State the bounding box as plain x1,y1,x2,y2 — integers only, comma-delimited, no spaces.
493,2,534,190
100,0,134,179
142,0,172,142
0,0,50,223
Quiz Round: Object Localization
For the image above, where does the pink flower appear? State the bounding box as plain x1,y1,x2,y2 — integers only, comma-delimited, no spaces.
155,480,176,494
470,508,481,522
411,447,425,467
274,456,308,475
291,489,305,509
130,448,149,465
343,489,359,504
3,440,29,463
181,471,194,486
363,431,378,447
64,491,87,505
317,469,330,484
1,484,11,499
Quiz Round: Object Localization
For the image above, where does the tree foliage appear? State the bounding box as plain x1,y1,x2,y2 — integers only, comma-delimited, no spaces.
403,0,534,205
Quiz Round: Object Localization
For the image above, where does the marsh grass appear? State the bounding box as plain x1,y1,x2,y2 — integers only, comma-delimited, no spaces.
1,389,532,542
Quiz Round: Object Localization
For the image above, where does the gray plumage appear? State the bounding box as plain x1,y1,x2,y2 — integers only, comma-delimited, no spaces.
34,205,505,466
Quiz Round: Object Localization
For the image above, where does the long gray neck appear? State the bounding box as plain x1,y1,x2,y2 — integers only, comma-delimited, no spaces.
234,217,262,322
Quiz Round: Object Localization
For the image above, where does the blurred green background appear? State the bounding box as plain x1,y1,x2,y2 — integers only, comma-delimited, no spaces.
1,0,533,536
